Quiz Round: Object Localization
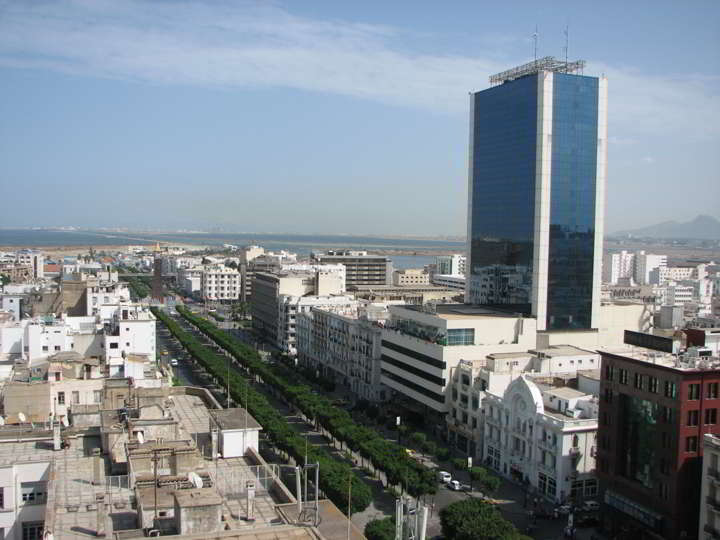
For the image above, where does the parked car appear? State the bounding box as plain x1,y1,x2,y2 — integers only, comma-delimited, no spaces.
582,500,600,512
437,471,452,483
170,358,178,367
447,480,471,492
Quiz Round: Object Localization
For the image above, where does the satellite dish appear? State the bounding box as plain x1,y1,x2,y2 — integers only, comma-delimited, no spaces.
18,412,26,423
0,416,5,426
188,472,203,489
136,432,145,444
61,417,69,428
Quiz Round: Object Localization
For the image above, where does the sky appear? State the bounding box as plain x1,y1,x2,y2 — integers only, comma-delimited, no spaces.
0,0,719,236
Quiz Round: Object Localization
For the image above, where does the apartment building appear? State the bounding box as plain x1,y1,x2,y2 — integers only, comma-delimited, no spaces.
200,264,240,301
313,250,392,288
597,346,720,540
436,254,466,276
297,303,390,402
393,269,429,286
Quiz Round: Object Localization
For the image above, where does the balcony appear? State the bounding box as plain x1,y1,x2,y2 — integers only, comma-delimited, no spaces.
708,496,720,513
709,468,720,484
705,524,720,539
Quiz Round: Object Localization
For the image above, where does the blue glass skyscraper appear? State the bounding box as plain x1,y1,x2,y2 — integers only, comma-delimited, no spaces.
466,58,607,331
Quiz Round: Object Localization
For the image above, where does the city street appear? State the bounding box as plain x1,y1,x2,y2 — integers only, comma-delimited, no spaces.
156,308,605,540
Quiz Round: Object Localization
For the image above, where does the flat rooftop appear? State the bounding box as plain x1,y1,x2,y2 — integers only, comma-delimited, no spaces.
531,345,597,357
398,303,533,321
544,386,590,400
210,408,262,431
601,347,720,372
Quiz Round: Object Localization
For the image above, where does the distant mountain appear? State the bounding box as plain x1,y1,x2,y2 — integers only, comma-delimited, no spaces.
611,215,720,240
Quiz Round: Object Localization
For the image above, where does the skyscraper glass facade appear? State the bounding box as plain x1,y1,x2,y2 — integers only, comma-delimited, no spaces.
468,70,601,330
547,73,598,329
467,75,537,315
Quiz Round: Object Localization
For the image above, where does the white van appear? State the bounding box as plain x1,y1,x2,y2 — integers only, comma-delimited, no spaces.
437,471,452,483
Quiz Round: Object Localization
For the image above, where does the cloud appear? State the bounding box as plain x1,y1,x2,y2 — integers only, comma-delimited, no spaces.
0,0,718,141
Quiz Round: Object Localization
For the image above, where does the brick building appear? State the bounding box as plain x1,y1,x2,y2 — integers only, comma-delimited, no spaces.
597,347,720,540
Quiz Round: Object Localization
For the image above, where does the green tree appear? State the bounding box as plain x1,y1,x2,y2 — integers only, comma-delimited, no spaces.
364,517,395,540
436,447,450,461
0,274,10,287
440,498,529,540
410,432,426,449
452,457,467,472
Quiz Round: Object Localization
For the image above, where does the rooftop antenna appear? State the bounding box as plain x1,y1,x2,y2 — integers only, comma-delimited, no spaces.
533,25,539,63
563,25,569,69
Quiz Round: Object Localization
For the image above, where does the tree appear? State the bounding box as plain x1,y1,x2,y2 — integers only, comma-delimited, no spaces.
364,517,395,540
452,457,467,472
440,498,529,540
410,432,426,449
0,274,10,287
436,447,450,461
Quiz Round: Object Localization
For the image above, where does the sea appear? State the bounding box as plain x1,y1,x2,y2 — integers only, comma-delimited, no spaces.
0,229,466,270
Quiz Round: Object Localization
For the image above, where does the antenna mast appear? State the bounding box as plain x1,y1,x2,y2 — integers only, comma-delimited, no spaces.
533,25,538,63
563,25,569,70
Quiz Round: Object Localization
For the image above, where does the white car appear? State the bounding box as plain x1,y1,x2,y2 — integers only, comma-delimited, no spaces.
170,358,179,367
582,500,600,512
447,480,462,491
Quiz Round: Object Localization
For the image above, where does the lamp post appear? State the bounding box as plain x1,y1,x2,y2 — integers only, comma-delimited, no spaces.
396,416,401,445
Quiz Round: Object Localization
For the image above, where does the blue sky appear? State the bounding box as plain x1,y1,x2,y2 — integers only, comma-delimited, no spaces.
1,0,718,235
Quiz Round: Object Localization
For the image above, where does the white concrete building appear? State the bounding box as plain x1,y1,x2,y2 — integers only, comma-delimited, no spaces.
609,250,635,285
699,433,720,540
393,269,430,286
201,264,240,301
0,459,50,540
14,250,44,280
436,255,466,276
635,251,667,285
379,304,537,418
277,294,357,355
431,274,466,291
483,376,598,504
297,303,391,402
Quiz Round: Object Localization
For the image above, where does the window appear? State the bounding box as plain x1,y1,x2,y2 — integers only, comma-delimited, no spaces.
0,488,3,509
619,369,628,384
648,376,658,393
42,346,48,352
664,381,677,399
93,390,102,403
54,346,60,351
603,388,613,403
661,406,675,424
22,522,44,540
109,342,118,349
21,482,46,505
689,384,701,400
57,392,65,405
634,373,643,390
604,365,615,381
709,383,719,399
72,391,80,405
688,410,699,426
447,328,475,346
706,409,718,425
686,436,698,452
